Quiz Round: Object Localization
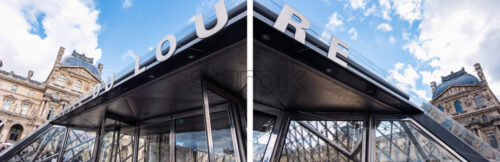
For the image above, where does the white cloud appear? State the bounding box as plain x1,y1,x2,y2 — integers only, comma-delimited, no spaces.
402,31,411,40
389,36,396,44
377,23,393,31
121,49,136,60
349,0,367,10
387,63,429,100
325,12,344,32
0,0,101,81
347,16,356,22
379,0,392,21
364,4,376,16
392,0,422,24
404,0,500,97
388,63,419,91
348,28,358,40
121,0,132,9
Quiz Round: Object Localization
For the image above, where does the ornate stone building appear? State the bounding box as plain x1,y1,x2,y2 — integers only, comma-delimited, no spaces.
430,63,500,150
0,47,102,146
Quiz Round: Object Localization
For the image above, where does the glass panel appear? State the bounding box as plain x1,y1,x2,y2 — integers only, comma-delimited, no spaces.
138,121,171,162
116,131,135,162
210,106,236,162
7,126,66,162
375,121,460,161
175,115,209,162
279,121,363,162
62,128,96,162
99,128,135,162
98,130,114,162
253,111,276,161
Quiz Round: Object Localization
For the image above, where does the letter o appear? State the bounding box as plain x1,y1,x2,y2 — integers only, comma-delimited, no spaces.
156,34,177,62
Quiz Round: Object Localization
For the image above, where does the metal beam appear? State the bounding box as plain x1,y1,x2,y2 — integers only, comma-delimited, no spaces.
399,121,430,161
132,124,140,162
201,79,215,162
170,120,175,162
228,104,243,162
297,121,357,161
56,126,70,162
92,113,106,161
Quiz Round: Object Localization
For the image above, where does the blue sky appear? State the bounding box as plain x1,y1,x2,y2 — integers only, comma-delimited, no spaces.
95,0,223,78
255,0,500,104
1,0,499,104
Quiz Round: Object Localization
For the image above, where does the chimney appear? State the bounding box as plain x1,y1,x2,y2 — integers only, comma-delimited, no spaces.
27,70,33,80
0,59,2,68
55,46,65,64
475,63,487,84
431,81,437,93
98,63,103,73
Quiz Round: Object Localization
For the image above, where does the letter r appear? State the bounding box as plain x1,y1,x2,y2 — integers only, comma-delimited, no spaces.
273,4,311,44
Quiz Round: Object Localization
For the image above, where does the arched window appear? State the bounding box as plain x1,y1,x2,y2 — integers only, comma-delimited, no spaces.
47,107,55,120
454,101,463,113
74,80,82,91
54,92,59,99
474,94,485,108
20,104,29,115
8,124,23,141
2,99,12,111
11,85,17,92
437,106,444,112
58,75,66,86
482,115,489,123
488,133,499,148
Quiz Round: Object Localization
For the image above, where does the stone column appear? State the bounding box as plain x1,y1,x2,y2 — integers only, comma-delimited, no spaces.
38,100,47,117
0,121,11,142
476,128,484,140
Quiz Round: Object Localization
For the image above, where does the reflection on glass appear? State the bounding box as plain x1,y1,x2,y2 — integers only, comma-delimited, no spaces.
253,111,276,161
99,128,135,162
98,131,113,162
375,121,460,161
7,126,66,162
62,128,96,161
175,115,208,162
280,121,363,162
138,121,171,162
210,109,236,162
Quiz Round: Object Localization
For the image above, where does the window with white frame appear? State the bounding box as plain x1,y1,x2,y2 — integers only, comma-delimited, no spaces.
58,75,66,86
2,99,12,111
47,107,55,120
21,104,29,115
28,90,34,97
74,80,82,91
11,85,17,92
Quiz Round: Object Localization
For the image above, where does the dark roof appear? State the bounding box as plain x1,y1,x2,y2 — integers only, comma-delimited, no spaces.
60,51,101,79
433,68,480,99
0,70,43,85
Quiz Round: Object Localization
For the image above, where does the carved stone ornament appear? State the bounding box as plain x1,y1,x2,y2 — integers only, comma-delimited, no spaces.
465,96,472,107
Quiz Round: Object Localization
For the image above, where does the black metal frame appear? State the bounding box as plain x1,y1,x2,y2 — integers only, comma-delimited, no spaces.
88,78,246,162
255,105,470,162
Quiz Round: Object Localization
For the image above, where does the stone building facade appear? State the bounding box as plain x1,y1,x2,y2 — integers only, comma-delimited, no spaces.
430,63,500,150
0,47,102,145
